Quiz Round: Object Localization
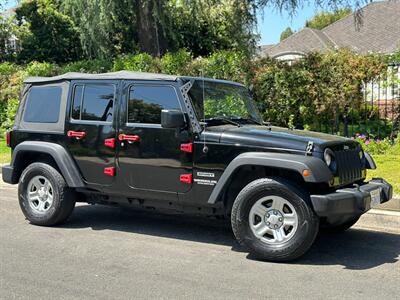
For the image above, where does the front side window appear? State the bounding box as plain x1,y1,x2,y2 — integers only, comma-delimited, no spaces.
24,86,62,123
188,80,262,126
128,85,181,124
71,84,114,122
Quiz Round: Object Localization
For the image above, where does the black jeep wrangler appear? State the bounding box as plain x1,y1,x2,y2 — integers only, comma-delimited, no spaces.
2,71,393,261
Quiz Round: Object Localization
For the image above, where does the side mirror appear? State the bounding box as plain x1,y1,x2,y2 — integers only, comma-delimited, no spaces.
161,109,185,128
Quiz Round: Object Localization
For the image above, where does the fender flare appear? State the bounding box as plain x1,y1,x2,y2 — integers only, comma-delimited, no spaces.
207,152,333,204
10,141,85,187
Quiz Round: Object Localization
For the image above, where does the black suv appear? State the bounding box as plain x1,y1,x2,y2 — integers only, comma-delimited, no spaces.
2,71,393,261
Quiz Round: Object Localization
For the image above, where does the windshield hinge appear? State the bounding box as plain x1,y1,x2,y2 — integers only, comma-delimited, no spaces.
180,80,202,133
306,141,314,156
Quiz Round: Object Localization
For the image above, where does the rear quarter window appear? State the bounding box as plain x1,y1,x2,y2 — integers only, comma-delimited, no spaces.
24,86,62,123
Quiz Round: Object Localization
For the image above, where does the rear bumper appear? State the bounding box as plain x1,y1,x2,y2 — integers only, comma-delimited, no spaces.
2,165,16,184
311,178,393,217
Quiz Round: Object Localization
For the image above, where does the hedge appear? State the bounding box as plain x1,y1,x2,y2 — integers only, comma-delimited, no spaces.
0,49,398,138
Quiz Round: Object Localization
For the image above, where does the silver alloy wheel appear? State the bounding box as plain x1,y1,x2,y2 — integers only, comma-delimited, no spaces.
27,176,54,214
249,195,298,244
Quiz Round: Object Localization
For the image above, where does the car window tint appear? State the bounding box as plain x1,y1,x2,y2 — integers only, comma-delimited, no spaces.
81,85,114,122
71,85,83,120
128,85,180,124
24,86,62,123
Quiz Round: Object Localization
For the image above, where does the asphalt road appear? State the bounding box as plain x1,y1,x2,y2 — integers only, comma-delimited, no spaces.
1,180,399,300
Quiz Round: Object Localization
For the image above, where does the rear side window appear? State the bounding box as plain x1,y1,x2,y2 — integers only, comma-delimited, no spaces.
128,85,181,124
71,84,115,122
24,86,62,123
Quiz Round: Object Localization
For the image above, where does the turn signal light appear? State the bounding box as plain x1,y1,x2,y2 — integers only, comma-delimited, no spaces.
302,169,311,177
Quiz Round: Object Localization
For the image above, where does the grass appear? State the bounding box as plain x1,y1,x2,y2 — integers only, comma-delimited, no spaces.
0,138,398,195
367,154,400,196
0,139,11,164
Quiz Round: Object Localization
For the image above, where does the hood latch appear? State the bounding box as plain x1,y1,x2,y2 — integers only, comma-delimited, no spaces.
306,141,314,156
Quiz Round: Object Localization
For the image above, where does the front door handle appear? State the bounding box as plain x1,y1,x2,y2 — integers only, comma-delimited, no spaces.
118,134,141,142
67,131,86,139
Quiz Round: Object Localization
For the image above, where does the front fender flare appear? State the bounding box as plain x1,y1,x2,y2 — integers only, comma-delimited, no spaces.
10,141,84,188
207,152,332,204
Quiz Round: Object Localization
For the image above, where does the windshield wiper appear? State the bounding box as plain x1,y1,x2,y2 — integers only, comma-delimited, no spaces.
202,117,241,127
230,116,263,125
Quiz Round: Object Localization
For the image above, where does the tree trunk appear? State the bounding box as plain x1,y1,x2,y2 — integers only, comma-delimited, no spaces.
136,0,167,56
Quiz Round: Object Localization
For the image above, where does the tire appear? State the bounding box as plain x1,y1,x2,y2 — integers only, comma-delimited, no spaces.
231,178,319,262
320,216,360,233
18,162,76,226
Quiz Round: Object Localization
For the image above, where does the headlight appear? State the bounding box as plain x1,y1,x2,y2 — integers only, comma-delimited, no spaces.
324,148,334,167
359,150,363,160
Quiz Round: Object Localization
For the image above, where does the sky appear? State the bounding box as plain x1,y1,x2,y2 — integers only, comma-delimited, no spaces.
3,0,328,46
257,3,319,45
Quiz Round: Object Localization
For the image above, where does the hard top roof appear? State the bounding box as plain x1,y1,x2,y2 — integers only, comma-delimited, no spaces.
23,70,245,87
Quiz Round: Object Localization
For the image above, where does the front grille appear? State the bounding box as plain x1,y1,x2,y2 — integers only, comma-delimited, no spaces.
334,149,363,185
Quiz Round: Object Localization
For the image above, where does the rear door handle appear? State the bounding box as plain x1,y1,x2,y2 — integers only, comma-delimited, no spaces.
67,131,86,139
118,134,141,142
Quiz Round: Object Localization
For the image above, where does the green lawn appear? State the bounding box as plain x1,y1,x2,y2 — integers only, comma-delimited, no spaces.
0,139,11,164
367,154,400,197
0,138,398,195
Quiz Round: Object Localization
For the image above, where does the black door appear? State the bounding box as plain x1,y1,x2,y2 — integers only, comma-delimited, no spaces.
66,81,117,186
117,82,192,193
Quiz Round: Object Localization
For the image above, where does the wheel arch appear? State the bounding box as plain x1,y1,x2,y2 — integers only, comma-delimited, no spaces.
208,152,332,206
9,141,84,188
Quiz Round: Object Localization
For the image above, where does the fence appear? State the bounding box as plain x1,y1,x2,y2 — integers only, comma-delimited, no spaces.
317,63,400,139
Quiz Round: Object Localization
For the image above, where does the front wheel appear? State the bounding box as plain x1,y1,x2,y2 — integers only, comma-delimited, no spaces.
231,178,319,262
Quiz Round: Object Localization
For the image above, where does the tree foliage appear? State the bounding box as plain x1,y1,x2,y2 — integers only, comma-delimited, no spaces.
252,49,387,131
15,0,81,63
280,27,294,41
305,8,352,30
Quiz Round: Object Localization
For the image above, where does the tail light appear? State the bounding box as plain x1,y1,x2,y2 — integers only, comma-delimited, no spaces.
5,131,11,147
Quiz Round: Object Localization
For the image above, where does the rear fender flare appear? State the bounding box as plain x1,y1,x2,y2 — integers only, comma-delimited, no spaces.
10,141,84,187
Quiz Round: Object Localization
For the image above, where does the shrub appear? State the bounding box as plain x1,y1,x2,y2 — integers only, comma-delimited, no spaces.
25,61,59,77
61,59,113,74
160,49,192,75
355,134,398,155
113,53,160,73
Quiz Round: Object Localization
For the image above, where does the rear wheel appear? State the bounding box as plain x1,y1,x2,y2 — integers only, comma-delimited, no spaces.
18,163,76,226
231,178,319,262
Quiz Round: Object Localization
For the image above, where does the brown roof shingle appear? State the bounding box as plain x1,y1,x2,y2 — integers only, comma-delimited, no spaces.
262,0,400,58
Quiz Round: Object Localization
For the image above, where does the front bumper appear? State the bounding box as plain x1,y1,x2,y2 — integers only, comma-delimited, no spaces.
311,178,393,217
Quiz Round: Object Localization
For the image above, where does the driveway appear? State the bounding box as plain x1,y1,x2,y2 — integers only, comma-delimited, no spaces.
1,180,399,299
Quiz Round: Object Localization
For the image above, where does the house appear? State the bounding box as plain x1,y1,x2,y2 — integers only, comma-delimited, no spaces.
0,6,18,53
262,0,400,60
261,0,400,117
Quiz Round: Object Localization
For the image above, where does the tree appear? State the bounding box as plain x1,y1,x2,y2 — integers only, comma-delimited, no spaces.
280,27,293,41
305,8,352,30
0,16,15,61
15,0,81,63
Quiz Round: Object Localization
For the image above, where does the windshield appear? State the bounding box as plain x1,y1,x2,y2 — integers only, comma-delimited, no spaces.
188,80,263,126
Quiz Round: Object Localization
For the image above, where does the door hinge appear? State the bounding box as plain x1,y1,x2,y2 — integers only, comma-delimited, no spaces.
180,143,193,153
104,138,116,149
104,167,115,177
180,174,192,184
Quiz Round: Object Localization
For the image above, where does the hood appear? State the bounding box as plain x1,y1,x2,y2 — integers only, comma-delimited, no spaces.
204,125,358,153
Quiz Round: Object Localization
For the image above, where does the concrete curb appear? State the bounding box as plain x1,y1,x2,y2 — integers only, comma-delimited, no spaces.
355,209,400,234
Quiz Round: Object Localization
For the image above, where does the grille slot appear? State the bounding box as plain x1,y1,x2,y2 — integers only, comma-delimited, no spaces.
334,149,362,185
